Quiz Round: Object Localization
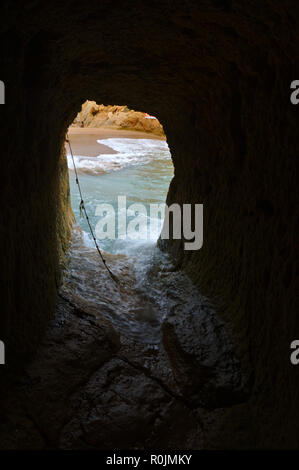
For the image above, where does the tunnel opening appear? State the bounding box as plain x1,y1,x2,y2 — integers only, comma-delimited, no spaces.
1,1,298,450
65,101,174,257
60,101,179,343
52,101,246,446
1,89,250,450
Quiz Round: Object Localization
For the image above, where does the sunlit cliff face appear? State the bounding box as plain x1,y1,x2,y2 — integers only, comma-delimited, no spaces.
0,1,298,448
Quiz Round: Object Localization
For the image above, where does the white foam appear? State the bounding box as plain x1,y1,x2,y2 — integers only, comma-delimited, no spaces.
82,230,95,248
67,138,170,174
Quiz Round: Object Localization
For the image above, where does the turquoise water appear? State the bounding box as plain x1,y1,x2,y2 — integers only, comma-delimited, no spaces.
68,137,174,254
64,135,225,361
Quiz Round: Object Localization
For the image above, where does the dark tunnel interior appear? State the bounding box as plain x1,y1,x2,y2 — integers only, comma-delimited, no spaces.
0,0,298,450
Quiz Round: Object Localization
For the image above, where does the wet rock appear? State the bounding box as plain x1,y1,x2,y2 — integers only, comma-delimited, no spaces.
0,296,203,450
60,358,202,449
162,303,246,409
0,296,120,448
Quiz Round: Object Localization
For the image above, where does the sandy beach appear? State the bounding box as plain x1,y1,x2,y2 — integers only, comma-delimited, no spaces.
67,127,165,157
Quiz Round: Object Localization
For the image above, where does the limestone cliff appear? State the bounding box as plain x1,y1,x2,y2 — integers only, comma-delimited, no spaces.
72,101,165,136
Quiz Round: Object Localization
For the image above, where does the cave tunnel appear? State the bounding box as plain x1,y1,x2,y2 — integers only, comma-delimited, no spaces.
0,0,298,450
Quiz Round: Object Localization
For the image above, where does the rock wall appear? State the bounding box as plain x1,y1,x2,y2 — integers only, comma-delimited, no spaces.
0,135,74,370
0,0,298,448
73,101,165,136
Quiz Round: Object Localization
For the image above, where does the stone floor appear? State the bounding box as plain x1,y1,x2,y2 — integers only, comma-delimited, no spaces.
0,296,205,449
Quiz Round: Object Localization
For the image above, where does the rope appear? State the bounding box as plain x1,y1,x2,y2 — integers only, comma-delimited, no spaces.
66,134,119,284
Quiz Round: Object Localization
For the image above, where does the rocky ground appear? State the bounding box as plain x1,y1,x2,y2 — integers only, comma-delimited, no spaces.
0,296,203,449
0,241,246,450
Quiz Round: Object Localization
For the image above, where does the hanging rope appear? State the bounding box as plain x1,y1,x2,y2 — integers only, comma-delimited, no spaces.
66,134,119,284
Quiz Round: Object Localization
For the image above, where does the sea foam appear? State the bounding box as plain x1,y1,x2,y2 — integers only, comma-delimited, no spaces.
67,138,170,174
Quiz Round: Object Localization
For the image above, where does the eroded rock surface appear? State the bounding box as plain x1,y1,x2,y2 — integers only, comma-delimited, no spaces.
0,296,204,449
60,357,201,450
0,242,243,450
0,297,120,449
0,294,205,449
1,0,298,449
73,101,165,136
163,307,246,409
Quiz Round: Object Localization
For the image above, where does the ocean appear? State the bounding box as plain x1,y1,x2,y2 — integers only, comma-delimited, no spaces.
67,137,174,255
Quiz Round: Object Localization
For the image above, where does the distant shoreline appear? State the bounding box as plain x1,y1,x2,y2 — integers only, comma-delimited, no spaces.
67,127,166,158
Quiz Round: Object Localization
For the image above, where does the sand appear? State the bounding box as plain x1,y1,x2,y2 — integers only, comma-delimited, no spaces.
66,127,165,157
